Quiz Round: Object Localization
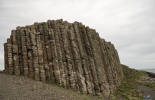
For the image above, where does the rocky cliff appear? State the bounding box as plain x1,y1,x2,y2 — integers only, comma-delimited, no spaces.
4,19,123,97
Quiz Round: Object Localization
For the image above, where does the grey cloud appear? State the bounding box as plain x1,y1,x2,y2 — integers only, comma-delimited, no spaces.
0,0,155,69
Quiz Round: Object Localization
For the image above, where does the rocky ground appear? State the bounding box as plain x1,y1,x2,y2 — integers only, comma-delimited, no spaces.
0,72,102,100
138,73,155,91
1,69,155,100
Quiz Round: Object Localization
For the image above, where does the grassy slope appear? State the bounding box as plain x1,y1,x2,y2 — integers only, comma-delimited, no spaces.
114,64,147,99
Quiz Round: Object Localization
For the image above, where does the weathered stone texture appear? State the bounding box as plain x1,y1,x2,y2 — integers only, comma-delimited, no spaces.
4,19,123,97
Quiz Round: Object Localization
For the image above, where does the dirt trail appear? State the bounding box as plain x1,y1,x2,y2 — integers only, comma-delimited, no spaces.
0,73,101,100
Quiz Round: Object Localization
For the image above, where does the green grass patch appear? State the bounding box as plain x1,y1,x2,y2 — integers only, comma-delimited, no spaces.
114,65,147,99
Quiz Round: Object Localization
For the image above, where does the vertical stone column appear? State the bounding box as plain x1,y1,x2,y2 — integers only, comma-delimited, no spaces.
6,38,13,74
16,28,23,75
57,20,68,87
42,22,51,83
99,39,111,97
4,43,7,74
86,27,108,96
25,26,34,79
75,24,96,95
68,24,81,90
49,20,61,85
61,22,76,89
19,27,28,77
11,30,20,75
78,24,95,94
12,45,20,75
48,28,56,83
47,21,53,81
73,22,87,93
105,42,116,93
37,23,46,82
31,23,40,81
57,21,68,87
100,40,119,94
106,42,123,88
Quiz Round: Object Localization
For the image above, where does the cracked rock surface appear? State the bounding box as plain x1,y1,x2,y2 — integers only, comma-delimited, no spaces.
4,19,123,97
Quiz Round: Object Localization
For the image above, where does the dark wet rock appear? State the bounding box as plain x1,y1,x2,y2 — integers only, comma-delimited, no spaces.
147,72,155,78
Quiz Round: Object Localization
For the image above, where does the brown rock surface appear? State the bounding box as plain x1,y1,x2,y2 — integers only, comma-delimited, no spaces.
4,19,123,98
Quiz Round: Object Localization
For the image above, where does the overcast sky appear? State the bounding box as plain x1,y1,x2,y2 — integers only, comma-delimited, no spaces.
0,0,154,70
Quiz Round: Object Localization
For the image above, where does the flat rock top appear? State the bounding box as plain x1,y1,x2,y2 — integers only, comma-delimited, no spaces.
0,72,101,100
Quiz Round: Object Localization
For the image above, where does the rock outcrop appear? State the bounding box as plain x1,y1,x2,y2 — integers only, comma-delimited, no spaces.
4,19,123,97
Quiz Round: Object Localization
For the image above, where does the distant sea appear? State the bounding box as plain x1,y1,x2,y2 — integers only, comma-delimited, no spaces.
139,69,155,73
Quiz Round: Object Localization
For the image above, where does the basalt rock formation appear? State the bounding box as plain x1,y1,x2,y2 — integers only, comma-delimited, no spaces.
4,19,123,97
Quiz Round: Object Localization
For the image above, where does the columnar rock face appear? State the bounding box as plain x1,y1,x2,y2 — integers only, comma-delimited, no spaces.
4,19,123,97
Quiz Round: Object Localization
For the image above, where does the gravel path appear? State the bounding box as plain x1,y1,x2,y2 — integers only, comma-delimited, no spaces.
0,72,102,100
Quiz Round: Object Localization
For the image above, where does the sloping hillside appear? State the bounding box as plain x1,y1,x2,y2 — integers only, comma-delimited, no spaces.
115,65,155,100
